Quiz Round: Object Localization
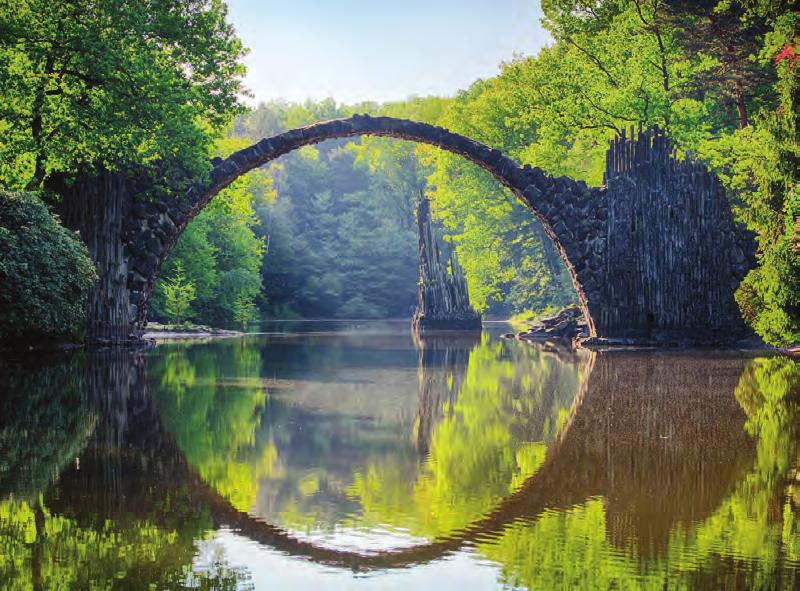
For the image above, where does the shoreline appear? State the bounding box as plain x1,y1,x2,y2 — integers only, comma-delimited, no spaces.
141,322,243,340
1,318,796,354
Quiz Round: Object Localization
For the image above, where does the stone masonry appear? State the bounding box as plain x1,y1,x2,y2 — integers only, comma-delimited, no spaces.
121,115,754,344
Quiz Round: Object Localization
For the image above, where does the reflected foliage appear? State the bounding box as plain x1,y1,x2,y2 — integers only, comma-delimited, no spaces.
0,356,95,500
149,341,277,512
480,355,800,590
1,337,799,590
148,333,583,540
349,339,582,537
0,499,249,591
0,351,253,589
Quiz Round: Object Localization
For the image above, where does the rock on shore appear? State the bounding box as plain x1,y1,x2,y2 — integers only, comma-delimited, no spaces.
502,306,588,347
142,322,243,339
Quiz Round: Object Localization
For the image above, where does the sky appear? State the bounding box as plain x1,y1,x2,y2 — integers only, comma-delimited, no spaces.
225,0,552,105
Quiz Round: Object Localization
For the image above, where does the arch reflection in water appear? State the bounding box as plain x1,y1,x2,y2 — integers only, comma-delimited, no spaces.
148,331,585,550
0,328,798,590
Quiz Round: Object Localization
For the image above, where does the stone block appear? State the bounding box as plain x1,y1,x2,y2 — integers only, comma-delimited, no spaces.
132,202,147,218
146,236,162,255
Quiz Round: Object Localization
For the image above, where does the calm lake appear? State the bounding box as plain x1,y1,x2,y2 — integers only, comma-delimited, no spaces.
1,321,799,589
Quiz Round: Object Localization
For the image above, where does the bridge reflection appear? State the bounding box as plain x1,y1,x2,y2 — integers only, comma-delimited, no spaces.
0,339,798,587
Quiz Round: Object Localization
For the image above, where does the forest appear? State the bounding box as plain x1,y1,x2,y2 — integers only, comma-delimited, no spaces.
0,0,797,344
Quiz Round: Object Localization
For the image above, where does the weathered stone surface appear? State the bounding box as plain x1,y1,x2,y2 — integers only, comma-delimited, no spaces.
594,126,754,342
411,196,481,333
132,202,147,218
515,306,588,346
145,236,161,256
109,117,754,346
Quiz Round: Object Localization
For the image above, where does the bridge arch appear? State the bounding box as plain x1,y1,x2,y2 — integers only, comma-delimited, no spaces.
129,115,601,335
125,117,753,344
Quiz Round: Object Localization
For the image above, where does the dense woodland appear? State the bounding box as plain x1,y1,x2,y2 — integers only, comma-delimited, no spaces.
0,0,797,344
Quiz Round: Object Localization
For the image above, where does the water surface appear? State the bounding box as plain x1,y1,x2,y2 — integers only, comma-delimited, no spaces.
1,321,798,589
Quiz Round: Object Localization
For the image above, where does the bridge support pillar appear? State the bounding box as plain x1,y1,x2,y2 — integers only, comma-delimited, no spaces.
52,170,141,345
591,127,755,344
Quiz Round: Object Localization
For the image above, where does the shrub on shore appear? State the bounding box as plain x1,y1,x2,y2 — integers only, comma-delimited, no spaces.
0,190,96,343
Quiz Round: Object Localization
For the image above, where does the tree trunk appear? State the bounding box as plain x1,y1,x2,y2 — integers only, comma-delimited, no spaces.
734,78,748,128
51,171,138,345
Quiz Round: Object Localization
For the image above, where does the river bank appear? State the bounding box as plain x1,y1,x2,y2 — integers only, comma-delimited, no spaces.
142,322,243,340
502,306,790,353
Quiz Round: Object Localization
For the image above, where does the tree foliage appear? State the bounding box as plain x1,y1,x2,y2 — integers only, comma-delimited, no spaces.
233,292,257,330
478,356,800,591
150,138,267,326
0,0,247,189
150,342,276,512
226,98,576,319
222,100,422,319
0,190,96,342
0,356,95,499
161,262,196,325
721,9,799,346
3,0,794,341
417,0,795,341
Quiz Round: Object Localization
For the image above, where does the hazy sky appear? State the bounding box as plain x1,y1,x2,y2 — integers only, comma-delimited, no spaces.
226,0,551,105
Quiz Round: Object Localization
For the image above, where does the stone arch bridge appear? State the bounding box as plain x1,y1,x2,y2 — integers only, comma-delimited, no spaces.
80,115,752,344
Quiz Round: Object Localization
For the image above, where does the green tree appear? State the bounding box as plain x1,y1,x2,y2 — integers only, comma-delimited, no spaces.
162,263,196,325
722,8,799,346
150,137,267,327
150,214,219,321
436,0,796,340
207,177,265,321
0,190,96,342
0,0,247,190
233,102,421,319
537,0,798,344
0,0,248,340
233,292,257,330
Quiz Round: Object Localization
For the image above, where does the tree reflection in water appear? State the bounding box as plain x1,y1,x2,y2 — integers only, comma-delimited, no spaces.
348,333,584,539
0,351,252,589
0,333,798,589
482,354,800,590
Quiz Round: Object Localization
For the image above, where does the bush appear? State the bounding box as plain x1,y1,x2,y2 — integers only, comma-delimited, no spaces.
0,190,96,342
735,238,800,346
162,262,196,325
